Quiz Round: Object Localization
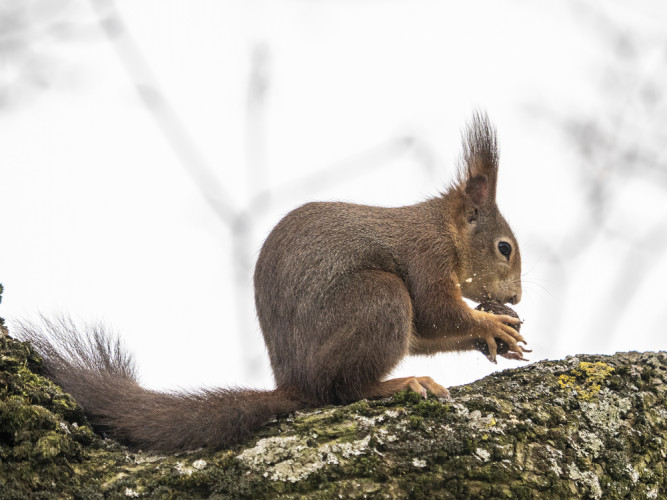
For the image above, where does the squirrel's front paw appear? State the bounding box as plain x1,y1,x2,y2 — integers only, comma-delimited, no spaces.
471,304,529,363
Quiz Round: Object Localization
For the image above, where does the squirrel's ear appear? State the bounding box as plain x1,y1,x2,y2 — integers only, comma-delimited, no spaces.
459,111,499,208
465,174,491,208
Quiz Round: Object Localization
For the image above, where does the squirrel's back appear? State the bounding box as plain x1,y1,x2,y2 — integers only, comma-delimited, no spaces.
255,202,410,304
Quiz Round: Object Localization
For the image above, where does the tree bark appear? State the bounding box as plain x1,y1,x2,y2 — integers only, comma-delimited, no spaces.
1,322,665,499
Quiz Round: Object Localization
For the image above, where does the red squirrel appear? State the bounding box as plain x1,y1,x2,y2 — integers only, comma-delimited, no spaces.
17,112,526,452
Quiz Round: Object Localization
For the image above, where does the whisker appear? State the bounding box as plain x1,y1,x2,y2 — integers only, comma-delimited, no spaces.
521,281,555,300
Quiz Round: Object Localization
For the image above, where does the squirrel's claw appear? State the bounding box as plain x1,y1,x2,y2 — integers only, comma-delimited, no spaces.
485,336,498,363
500,352,530,362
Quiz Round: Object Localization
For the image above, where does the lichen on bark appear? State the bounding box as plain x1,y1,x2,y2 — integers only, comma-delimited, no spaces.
0,313,665,499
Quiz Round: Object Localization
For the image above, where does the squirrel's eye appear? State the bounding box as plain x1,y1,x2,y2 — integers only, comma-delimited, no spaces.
498,241,512,258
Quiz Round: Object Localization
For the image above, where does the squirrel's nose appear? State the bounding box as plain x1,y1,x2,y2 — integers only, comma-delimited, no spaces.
508,291,522,305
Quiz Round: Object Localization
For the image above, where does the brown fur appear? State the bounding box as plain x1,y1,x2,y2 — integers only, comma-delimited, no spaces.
16,112,524,452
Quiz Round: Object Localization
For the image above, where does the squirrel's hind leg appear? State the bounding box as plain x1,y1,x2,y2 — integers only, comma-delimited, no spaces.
305,270,415,404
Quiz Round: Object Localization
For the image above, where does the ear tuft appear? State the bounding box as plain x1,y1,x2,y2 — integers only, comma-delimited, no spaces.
457,111,499,207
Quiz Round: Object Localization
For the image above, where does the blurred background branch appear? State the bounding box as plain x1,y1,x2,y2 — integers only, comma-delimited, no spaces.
0,0,82,109
88,0,238,226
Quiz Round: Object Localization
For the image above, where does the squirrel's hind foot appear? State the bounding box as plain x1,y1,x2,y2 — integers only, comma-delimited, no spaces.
369,376,450,399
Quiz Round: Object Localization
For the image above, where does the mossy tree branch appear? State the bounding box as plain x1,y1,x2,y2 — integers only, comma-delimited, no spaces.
0,325,665,499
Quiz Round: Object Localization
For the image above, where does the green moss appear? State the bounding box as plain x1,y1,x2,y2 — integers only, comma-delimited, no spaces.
412,397,451,419
389,389,426,405
345,399,373,416
408,415,424,430
295,413,359,440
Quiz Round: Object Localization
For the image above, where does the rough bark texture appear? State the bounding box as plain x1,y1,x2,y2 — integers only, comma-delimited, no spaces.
1,319,665,499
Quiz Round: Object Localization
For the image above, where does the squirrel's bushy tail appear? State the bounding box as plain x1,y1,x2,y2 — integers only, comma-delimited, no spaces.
14,316,305,452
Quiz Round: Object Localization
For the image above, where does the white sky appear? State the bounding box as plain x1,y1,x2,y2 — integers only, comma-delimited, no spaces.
1,0,666,391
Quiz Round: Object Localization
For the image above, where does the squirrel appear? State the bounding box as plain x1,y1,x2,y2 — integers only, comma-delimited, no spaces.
16,112,526,453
